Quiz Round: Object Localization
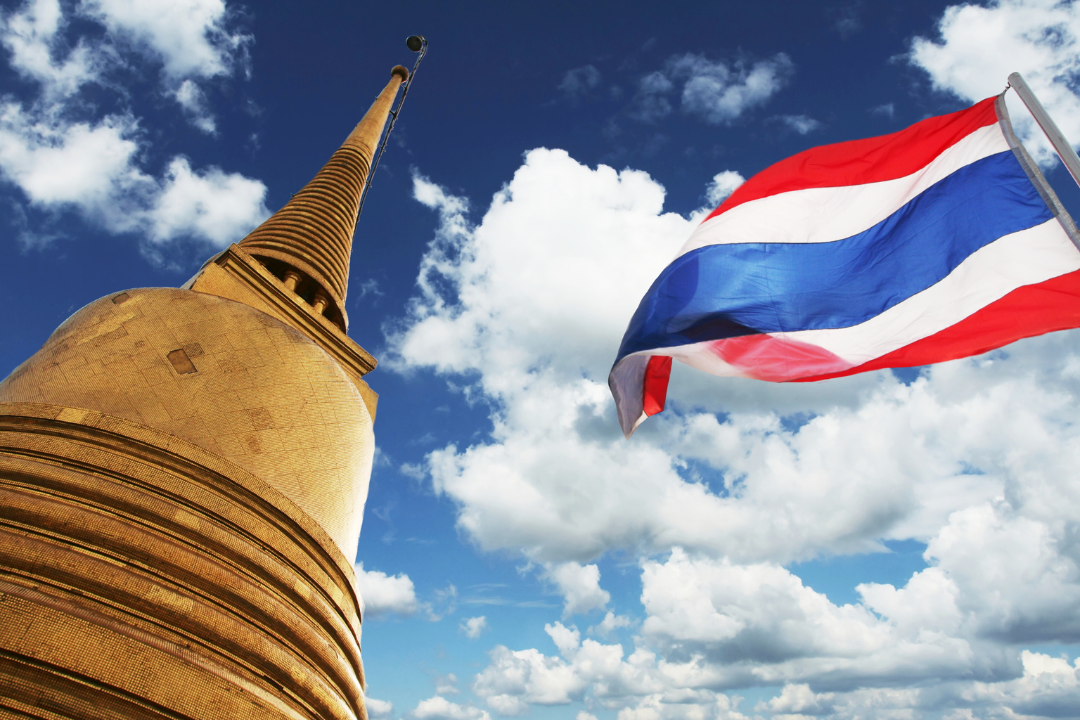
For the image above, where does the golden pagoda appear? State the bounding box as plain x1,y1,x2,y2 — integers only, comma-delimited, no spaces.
0,63,411,720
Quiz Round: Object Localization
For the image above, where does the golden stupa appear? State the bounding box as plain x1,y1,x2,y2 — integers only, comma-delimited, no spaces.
0,61,411,720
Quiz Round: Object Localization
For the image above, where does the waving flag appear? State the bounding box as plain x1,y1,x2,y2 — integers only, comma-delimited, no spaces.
610,93,1080,437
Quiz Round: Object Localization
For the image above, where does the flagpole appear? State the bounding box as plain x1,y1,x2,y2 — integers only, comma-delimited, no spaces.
1008,72,1080,188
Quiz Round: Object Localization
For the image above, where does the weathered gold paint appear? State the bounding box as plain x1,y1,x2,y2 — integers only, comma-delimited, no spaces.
0,64,407,719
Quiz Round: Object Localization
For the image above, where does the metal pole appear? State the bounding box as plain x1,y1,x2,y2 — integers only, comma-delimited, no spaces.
357,36,428,220
1009,72,1080,188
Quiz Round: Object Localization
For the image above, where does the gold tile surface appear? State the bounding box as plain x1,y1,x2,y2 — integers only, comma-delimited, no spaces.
0,287,374,559
0,403,365,719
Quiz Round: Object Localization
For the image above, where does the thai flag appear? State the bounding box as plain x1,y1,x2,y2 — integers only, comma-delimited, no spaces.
610,93,1080,437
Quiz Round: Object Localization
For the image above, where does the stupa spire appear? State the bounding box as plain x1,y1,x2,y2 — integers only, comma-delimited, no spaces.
238,65,410,331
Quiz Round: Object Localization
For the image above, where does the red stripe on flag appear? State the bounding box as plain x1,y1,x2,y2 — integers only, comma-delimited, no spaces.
706,97,1000,222
643,355,672,417
794,268,1080,383
711,334,853,382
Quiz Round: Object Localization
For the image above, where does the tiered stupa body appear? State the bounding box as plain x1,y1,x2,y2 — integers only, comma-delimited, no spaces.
0,65,409,720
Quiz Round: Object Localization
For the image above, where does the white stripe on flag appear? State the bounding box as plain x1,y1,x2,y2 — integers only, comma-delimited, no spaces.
787,218,1080,363
679,124,1010,257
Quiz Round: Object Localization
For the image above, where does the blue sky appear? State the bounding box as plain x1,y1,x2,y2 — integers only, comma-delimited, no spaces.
4,1,1080,718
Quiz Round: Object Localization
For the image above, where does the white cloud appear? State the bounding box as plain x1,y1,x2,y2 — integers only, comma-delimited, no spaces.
390,153,1029,570
1,0,101,98
0,103,267,249
863,501,1080,645
412,696,491,720
560,65,602,98
777,114,822,134
365,697,394,720
545,562,610,617
670,53,794,125
3,0,249,127
909,0,1080,166
80,0,250,130
473,621,755,719
147,157,268,246
640,549,1004,690
629,54,793,126
0,0,266,251
354,563,420,618
174,79,216,134
80,0,249,81
704,170,744,207
474,621,659,711
967,650,1080,717
436,674,460,696
392,143,1080,715
758,684,835,715
0,107,148,217
470,599,1078,718
396,157,685,389
589,611,633,637
461,616,488,639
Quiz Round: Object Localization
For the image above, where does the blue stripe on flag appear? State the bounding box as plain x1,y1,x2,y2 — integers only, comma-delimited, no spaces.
617,150,1053,361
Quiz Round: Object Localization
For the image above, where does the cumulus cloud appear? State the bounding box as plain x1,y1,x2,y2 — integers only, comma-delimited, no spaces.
0,109,147,218
391,152,1031,569
391,140,1080,716
468,554,1077,718
174,79,216,134
81,0,249,80
0,0,266,250
411,696,491,720
589,611,632,637
147,157,267,246
909,0,1080,166
0,0,101,98
545,562,611,617
365,697,394,720
474,622,644,711
473,620,754,719
0,103,268,249
461,615,489,639
757,684,836,715
640,548,1009,691
355,563,420,618
390,15,1080,712
967,651,1080,717
704,170,744,207
862,500,1080,645
559,65,602,98
81,0,250,130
